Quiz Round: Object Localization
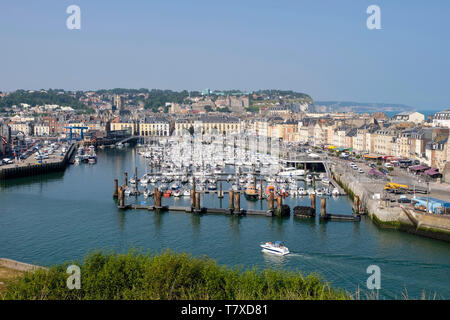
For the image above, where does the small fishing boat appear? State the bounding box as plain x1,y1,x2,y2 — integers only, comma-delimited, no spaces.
244,185,259,201
260,241,289,255
173,189,182,197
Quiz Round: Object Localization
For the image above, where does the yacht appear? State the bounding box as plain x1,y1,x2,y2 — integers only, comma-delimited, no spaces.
260,241,290,255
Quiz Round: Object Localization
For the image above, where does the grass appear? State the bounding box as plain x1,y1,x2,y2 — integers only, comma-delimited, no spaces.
2,250,350,300
0,266,24,298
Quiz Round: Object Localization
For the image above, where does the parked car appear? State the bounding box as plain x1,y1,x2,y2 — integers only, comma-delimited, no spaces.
369,163,376,169
384,163,393,168
358,168,364,174
380,168,389,175
398,197,411,203
2,158,13,164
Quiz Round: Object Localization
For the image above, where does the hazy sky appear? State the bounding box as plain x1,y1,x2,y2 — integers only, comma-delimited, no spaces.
0,0,449,109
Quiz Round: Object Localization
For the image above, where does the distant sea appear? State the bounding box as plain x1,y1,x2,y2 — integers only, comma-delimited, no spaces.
383,109,443,119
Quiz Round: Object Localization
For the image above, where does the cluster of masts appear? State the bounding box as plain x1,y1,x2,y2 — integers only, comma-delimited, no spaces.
122,136,339,198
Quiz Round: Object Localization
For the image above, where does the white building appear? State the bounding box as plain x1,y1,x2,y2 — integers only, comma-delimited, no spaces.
34,124,50,136
391,111,424,124
432,110,450,128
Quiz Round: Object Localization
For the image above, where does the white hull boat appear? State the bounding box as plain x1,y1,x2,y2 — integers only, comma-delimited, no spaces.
260,241,289,255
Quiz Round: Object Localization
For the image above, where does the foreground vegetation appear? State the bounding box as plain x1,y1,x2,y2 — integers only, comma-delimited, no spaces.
2,250,350,300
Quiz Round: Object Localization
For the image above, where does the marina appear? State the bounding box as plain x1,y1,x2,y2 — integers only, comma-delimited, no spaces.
111,135,354,221
1,144,449,299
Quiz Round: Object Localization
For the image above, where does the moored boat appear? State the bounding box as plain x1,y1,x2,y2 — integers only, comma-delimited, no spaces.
245,185,259,201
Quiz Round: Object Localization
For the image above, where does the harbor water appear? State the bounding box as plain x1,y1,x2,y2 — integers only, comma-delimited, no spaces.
1,147,449,299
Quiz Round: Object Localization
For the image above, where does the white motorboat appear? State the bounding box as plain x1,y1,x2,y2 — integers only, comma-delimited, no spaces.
173,189,182,197
332,188,340,196
277,168,305,177
322,177,330,185
298,187,308,196
260,241,289,255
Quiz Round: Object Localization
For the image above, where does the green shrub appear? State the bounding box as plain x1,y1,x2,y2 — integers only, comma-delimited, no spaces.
3,250,350,300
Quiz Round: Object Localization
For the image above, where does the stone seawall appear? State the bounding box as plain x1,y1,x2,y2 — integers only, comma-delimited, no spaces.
331,164,450,242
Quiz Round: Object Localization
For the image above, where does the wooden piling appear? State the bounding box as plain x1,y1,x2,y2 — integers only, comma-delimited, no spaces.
320,197,326,218
124,172,128,187
190,189,196,208
276,196,283,216
229,189,234,211
234,192,241,214
113,179,118,198
259,178,263,199
218,181,223,198
310,193,316,214
195,192,201,212
268,192,274,211
118,186,124,207
155,188,161,207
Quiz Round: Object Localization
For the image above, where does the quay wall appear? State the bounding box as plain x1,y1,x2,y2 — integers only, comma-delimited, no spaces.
0,143,76,180
330,163,450,242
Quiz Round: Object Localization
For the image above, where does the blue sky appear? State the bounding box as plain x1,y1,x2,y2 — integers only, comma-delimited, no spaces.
0,0,449,109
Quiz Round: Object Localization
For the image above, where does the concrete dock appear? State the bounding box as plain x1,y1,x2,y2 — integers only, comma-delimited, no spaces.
0,143,77,180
